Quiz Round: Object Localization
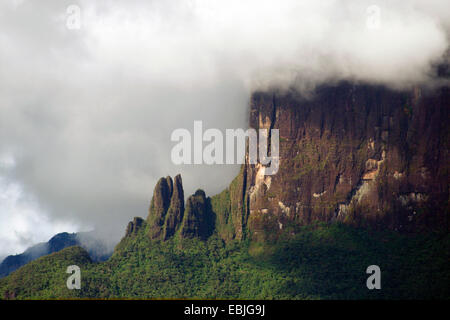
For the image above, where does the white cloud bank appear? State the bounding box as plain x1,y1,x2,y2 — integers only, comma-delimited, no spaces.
0,156,79,258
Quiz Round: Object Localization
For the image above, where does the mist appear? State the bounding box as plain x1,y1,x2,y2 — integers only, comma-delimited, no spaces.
0,0,448,257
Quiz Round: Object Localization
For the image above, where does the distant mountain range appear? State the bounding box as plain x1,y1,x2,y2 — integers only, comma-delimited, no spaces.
0,231,112,278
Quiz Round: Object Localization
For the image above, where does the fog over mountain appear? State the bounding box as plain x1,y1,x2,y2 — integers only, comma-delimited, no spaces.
0,0,448,257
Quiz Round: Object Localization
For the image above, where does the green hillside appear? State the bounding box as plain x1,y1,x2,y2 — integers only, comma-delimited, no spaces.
1,222,449,299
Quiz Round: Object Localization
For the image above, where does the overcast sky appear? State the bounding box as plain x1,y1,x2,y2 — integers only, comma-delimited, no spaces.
0,0,448,258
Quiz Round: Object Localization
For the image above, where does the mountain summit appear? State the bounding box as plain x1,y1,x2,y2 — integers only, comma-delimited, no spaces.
0,232,111,278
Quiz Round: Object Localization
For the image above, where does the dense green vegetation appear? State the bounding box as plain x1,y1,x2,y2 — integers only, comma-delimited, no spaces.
0,246,92,299
1,222,449,299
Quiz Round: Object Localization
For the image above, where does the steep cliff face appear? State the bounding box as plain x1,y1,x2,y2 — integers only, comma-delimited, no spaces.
212,82,449,241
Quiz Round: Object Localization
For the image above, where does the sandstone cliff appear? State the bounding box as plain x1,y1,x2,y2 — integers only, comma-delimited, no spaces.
212,82,449,241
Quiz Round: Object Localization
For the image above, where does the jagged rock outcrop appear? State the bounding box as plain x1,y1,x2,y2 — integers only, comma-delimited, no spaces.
180,190,213,239
146,175,214,241
163,175,185,240
212,82,449,242
125,217,145,237
147,176,173,239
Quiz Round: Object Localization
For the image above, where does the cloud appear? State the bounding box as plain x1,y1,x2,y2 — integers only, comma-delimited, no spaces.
0,0,448,254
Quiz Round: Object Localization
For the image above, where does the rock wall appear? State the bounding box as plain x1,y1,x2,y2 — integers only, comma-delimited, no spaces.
212,82,449,241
